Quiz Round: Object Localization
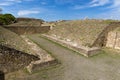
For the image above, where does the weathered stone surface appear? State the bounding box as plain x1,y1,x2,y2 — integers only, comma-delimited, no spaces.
106,31,120,50
42,34,101,57
106,32,117,48
0,45,39,73
26,59,57,73
3,26,50,35
21,36,56,73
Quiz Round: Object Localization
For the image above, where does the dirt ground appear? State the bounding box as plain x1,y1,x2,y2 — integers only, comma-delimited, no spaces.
6,34,120,80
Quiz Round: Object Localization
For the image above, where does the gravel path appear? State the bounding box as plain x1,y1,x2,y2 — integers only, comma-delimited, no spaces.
6,34,120,80
27,34,120,80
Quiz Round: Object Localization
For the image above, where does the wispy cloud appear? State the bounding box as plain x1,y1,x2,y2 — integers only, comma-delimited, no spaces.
72,0,110,10
110,0,120,8
97,8,120,20
89,0,110,7
73,0,120,10
94,0,120,19
6,0,33,2
6,0,22,2
18,10,40,16
0,0,33,6
0,2,13,6
72,0,120,20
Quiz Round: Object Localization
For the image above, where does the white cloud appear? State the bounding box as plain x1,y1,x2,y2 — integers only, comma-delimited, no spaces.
18,10,40,16
73,0,120,10
6,0,19,1
72,0,120,20
95,0,120,20
73,0,110,10
6,0,20,1
0,2,13,6
0,0,33,6
97,7,120,20
89,0,120,8
6,0,22,3
111,0,120,8
90,0,110,7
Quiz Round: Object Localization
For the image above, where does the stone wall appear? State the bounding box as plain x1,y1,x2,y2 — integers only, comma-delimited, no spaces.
3,26,50,35
0,45,40,73
106,31,120,50
93,22,120,47
42,35,101,57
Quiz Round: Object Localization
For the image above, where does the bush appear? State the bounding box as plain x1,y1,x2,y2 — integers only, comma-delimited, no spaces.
0,14,16,25
0,16,5,25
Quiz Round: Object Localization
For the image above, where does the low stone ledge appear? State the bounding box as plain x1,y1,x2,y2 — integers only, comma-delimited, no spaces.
21,36,57,73
26,59,57,73
0,36,58,74
42,34,101,57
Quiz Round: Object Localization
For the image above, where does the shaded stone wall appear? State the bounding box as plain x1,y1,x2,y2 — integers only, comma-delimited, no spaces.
92,22,120,47
0,45,39,73
106,31,120,50
3,26,50,35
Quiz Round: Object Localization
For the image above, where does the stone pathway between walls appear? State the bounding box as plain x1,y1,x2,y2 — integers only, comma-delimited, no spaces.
6,34,120,80
20,35,55,73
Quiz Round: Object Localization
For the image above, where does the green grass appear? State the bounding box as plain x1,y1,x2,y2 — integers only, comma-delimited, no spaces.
90,47,120,59
33,63,62,74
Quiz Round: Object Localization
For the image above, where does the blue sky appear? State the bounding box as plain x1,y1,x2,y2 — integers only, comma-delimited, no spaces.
0,0,120,21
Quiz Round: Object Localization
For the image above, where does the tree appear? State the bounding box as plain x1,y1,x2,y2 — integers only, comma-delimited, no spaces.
3,14,16,24
0,13,16,25
0,15,5,25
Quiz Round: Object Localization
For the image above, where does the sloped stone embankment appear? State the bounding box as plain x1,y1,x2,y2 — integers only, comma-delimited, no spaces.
0,45,39,73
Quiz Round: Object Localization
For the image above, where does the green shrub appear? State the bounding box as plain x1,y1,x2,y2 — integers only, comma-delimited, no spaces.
0,15,6,25
0,13,16,25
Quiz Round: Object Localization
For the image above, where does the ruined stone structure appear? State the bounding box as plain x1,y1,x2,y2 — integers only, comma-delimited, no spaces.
3,26,50,35
1,20,120,61
0,21,56,74
0,45,40,73
3,18,50,35
106,30,120,50
93,22,120,47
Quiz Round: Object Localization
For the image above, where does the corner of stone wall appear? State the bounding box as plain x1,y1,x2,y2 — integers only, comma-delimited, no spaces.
26,58,57,73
